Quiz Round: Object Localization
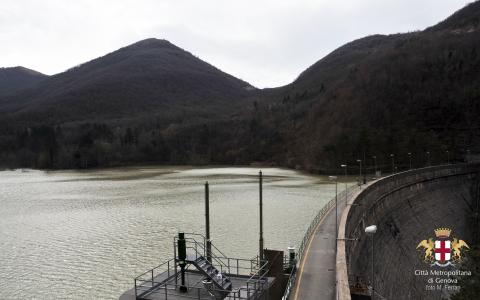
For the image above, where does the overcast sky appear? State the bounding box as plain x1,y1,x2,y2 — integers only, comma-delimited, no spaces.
0,0,471,88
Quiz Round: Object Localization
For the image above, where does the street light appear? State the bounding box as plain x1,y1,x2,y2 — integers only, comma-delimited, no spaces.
365,225,377,300
357,159,362,186
426,151,431,166
390,154,395,174
341,164,348,205
408,152,412,170
329,175,338,252
372,156,377,177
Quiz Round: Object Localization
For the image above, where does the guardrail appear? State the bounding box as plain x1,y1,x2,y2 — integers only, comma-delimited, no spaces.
281,185,354,300
134,233,270,299
134,258,176,298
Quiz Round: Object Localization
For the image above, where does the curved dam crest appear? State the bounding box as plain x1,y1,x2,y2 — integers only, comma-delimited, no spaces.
337,164,480,300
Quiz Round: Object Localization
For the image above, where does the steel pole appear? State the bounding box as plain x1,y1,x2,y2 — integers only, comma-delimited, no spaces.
357,160,362,186
344,166,348,205
259,171,264,261
392,157,394,174
205,182,212,263
335,179,338,252
372,235,375,300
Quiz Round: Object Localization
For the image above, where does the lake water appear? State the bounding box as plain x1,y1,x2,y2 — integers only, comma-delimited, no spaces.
0,166,350,299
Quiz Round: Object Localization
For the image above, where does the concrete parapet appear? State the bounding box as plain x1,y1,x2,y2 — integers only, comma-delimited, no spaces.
336,163,480,300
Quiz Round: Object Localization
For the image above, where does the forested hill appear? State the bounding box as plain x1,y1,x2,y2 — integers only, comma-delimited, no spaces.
0,38,255,124
0,66,47,96
241,1,480,171
1,2,480,171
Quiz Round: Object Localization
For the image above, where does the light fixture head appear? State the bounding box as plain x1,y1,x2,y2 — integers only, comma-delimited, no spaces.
365,225,377,234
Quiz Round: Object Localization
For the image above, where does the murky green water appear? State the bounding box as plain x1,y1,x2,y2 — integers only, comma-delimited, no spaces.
0,166,350,299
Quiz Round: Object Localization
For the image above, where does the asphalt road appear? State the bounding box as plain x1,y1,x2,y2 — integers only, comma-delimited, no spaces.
292,185,363,300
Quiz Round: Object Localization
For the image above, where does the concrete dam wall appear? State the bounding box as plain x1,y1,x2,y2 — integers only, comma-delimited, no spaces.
337,164,480,300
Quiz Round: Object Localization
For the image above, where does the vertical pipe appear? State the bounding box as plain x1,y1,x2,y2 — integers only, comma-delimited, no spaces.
174,240,178,285
335,179,338,252
178,232,187,292
392,156,394,174
359,161,362,184
259,171,264,261
205,182,212,263
134,279,137,298
372,235,375,300
475,179,480,244
344,165,348,205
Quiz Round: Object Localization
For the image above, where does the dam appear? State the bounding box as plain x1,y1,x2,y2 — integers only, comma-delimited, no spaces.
118,163,479,300
336,163,480,300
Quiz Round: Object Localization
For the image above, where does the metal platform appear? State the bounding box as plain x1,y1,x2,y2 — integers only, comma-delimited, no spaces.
120,233,273,300
120,269,274,300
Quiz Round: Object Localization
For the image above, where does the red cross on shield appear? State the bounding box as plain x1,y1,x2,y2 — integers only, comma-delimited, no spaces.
434,240,451,262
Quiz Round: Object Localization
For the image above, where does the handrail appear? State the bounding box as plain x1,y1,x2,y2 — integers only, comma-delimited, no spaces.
183,232,229,259
134,233,270,300
137,283,260,300
281,185,354,300
178,236,232,274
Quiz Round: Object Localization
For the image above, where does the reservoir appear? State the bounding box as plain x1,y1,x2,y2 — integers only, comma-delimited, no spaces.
0,166,350,299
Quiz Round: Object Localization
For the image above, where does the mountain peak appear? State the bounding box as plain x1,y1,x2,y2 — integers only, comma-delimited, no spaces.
0,66,46,76
0,37,255,122
0,66,47,95
125,38,178,50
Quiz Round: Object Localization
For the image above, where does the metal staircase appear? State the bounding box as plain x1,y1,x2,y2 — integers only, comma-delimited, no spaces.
188,255,232,295
133,233,270,300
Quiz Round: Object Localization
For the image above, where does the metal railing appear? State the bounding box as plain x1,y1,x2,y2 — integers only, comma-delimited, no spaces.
281,186,355,300
175,234,263,277
134,233,270,299
138,281,267,300
134,258,176,298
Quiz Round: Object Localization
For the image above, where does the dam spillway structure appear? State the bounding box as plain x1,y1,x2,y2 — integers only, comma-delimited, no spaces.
336,163,480,300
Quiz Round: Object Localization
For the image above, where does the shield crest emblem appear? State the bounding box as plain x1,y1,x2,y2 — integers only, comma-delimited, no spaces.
434,240,451,262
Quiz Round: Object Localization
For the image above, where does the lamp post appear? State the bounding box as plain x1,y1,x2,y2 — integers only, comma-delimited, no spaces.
365,225,377,300
372,156,377,177
446,150,450,164
426,151,431,166
390,154,395,174
408,152,412,170
341,164,348,205
329,176,338,252
356,159,362,186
